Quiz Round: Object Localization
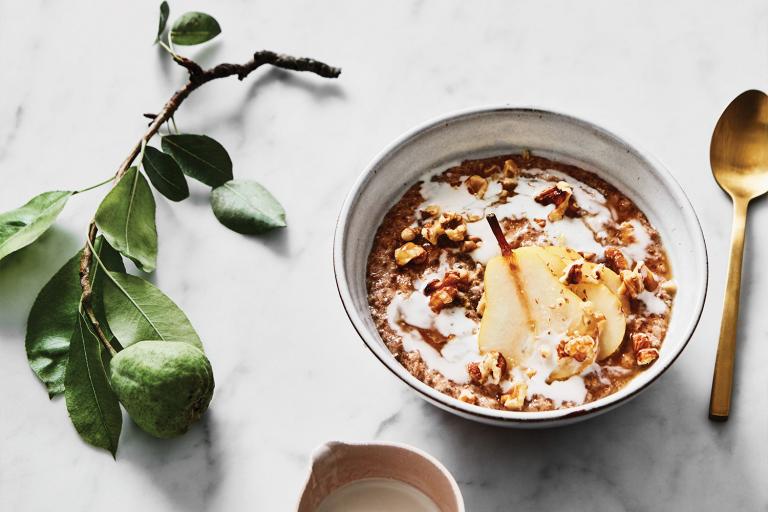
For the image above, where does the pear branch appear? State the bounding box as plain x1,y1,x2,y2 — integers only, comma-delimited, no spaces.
78,50,341,353
486,213,512,256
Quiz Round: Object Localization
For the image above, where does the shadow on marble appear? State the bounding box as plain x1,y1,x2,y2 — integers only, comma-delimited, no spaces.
0,227,79,337
415,369,760,510
194,67,346,137
731,194,766,408
120,413,222,512
252,68,347,102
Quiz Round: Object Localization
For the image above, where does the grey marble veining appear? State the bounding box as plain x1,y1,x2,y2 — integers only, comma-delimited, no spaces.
1,0,767,510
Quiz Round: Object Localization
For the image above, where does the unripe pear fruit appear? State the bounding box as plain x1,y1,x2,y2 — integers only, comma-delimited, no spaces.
109,341,214,439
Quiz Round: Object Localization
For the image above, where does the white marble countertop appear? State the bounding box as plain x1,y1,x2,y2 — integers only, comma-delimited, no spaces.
1,1,768,510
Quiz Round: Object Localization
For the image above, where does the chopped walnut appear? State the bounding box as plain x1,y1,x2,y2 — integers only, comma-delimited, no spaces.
604,247,629,273
422,211,467,245
557,335,595,362
503,159,519,179
480,352,508,385
534,181,573,222
636,348,660,365
560,259,584,285
429,287,458,312
548,335,598,382
468,352,508,385
465,175,488,198
632,332,661,366
421,205,441,218
631,332,660,352
533,218,547,228
619,269,645,298
424,269,470,313
400,227,417,242
618,221,636,245
458,389,477,404
632,333,661,365
394,242,426,266
634,261,658,291
445,223,467,242
560,259,601,286
421,222,443,245
467,362,483,384
424,269,470,294
501,381,527,410
580,251,597,262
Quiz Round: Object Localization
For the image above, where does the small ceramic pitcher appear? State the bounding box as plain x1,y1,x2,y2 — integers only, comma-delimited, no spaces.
296,441,465,512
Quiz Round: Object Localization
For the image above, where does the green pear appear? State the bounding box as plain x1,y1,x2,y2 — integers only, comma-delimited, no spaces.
110,340,214,439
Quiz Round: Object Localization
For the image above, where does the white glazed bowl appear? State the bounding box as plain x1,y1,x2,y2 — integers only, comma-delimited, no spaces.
334,107,707,428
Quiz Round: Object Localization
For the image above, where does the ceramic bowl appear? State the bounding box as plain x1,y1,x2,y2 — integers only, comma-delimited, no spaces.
333,106,707,427
296,441,464,511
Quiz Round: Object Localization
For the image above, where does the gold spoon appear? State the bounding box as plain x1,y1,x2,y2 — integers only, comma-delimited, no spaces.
709,89,768,421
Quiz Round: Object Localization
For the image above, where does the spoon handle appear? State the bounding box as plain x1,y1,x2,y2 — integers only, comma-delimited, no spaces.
709,197,749,421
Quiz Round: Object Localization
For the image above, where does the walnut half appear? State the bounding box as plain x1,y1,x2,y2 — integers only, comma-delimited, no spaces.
394,242,426,266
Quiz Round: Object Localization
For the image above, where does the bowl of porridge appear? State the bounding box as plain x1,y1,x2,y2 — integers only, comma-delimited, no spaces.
334,107,707,427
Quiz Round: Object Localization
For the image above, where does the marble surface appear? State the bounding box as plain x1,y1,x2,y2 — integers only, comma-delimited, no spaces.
1,0,767,510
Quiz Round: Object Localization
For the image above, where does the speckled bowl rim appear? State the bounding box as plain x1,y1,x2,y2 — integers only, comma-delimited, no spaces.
333,105,708,426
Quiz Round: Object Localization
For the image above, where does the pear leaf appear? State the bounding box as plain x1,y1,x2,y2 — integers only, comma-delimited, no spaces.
102,271,203,350
155,1,170,43
162,134,232,187
142,146,189,202
170,12,221,46
0,191,71,262
90,237,126,341
94,167,158,272
25,251,82,397
211,180,286,234
25,238,125,397
64,313,122,458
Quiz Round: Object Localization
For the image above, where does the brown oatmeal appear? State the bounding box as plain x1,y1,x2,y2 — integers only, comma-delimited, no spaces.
367,153,674,412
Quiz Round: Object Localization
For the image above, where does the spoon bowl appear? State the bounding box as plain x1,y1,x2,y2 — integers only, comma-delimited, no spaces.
711,89,768,199
709,89,768,420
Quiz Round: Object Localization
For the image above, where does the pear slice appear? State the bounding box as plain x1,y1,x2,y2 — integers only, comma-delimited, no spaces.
478,248,589,363
514,248,589,336
477,255,535,364
571,282,626,360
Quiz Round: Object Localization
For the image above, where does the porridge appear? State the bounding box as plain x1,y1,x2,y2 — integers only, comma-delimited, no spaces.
366,152,676,412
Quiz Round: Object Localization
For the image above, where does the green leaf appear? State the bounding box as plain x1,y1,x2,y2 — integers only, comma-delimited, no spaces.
142,146,189,202
25,238,126,397
211,180,286,234
0,191,71,262
64,313,122,458
162,134,232,187
94,167,158,272
25,251,82,397
103,271,203,350
155,1,170,43
90,237,126,341
170,12,221,45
